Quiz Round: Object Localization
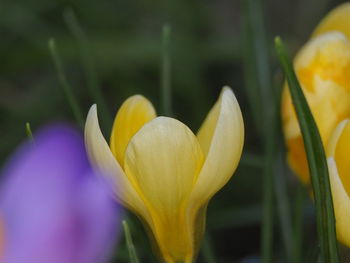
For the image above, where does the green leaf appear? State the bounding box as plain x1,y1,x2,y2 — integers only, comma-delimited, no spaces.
275,36,339,263
122,220,140,263
25,122,35,143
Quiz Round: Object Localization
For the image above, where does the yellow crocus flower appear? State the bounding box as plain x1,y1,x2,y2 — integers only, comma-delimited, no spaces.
327,119,350,247
312,2,350,40
84,87,244,263
281,4,350,184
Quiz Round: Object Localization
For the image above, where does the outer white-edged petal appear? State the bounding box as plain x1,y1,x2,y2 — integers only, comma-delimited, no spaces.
326,119,349,156
84,105,151,222
327,157,350,246
190,87,244,208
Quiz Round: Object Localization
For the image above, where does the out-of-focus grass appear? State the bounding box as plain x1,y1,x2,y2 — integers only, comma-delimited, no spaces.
0,0,343,262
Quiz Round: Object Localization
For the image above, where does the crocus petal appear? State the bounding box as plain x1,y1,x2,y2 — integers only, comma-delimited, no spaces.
124,117,204,262
327,119,350,196
327,158,350,247
75,174,119,263
326,119,350,247
312,3,350,40
190,87,244,207
84,105,151,222
110,95,156,167
0,124,119,263
326,119,349,157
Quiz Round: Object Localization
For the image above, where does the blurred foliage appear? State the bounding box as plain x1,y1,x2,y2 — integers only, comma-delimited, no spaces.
0,0,348,262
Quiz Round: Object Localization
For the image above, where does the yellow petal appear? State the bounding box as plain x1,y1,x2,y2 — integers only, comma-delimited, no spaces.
327,157,350,247
124,117,204,263
281,32,350,184
326,119,349,157
327,119,350,197
84,105,152,222
283,32,350,141
110,95,156,167
191,87,244,207
313,3,350,40
187,88,244,259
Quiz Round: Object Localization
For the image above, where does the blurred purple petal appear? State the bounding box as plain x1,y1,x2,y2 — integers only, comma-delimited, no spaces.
0,124,120,263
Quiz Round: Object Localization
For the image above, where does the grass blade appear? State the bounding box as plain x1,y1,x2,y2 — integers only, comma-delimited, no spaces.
275,36,339,263
48,38,84,127
242,1,293,261
64,8,112,131
274,148,293,262
25,122,34,143
261,103,277,263
293,184,306,263
242,0,263,132
122,220,140,263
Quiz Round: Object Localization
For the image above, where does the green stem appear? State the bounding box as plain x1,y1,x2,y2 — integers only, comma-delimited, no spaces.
63,8,112,132
293,184,305,263
242,0,263,132
274,152,293,262
48,38,84,128
261,109,276,263
25,122,34,143
242,1,283,262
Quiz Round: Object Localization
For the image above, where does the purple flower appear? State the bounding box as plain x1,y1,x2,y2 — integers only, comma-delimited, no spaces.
0,124,120,263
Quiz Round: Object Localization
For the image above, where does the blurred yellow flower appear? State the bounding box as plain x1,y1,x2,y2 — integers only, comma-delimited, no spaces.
312,2,350,40
327,119,350,247
84,87,244,263
281,3,350,184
